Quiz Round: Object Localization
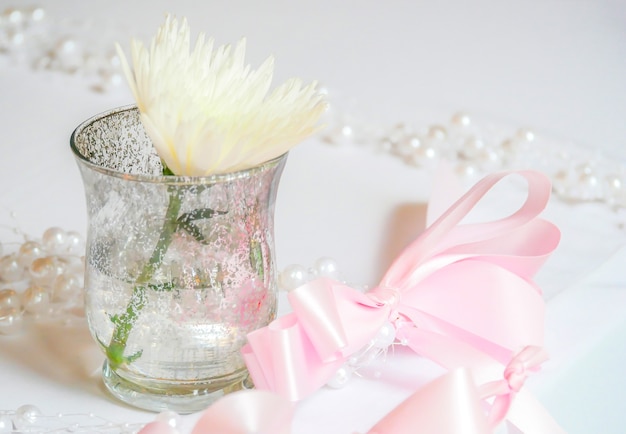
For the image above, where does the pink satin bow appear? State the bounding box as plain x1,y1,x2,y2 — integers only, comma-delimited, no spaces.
242,170,562,432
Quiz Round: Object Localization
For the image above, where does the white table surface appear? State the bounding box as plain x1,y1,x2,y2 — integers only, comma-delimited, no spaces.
1,0,625,433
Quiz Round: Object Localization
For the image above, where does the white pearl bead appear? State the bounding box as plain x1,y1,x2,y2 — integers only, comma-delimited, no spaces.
451,112,471,126
416,145,437,160
314,257,339,279
108,52,121,67
0,414,12,433
17,240,44,268
23,285,51,313
387,123,410,145
552,170,569,195
31,7,45,22
404,135,422,151
29,256,64,286
108,72,122,86
372,321,396,349
58,38,77,54
326,365,352,389
0,254,23,282
278,264,309,291
605,175,625,207
428,125,447,140
13,405,41,429
0,289,21,311
516,128,535,142
606,175,623,192
455,163,477,177
7,8,23,24
52,274,82,301
461,136,485,158
577,172,601,200
42,227,67,252
0,307,23,334
480,148,501,164
340,125,354,138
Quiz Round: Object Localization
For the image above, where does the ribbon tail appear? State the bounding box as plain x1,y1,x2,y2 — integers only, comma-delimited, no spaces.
138,422,179,434
367,368,490,434
191,390,294,434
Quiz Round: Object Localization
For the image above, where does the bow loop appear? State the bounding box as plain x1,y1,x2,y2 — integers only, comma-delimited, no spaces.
380,171,556,291
289,279,392,359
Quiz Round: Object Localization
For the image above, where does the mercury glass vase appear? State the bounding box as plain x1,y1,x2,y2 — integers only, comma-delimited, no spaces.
70,105,286,413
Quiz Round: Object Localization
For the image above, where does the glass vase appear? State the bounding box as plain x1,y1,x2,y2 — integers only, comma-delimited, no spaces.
70,105,287,413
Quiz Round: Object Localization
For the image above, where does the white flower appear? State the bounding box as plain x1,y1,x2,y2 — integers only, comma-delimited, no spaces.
117,15,327,176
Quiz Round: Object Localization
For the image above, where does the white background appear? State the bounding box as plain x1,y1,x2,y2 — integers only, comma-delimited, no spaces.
1,1,625,433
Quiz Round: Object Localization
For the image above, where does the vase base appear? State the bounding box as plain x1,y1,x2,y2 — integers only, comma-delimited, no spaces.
101,361,253,414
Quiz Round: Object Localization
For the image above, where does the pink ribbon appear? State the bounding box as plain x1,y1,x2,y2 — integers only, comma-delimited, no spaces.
139,369,493,434
397,328,564,433
242,170,562,432
139,390,294,434
190,390,294,434
366,368,491,434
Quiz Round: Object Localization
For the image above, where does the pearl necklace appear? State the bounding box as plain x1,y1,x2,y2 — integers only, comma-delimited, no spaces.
0,404,149,433
0,227,85,334
319,106,626,214
0,5,125,92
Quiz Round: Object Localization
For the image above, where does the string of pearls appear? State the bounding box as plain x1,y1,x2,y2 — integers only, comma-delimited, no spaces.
0,227,85,335
0,5,125,92
0,404,151,434
320,108,626,213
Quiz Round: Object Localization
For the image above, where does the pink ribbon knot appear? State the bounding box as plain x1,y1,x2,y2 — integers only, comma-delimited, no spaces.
367,286,403,324
506,361,529,393
242,170,562,432
367,286,401,309
478,345,550,428
504,346,547,393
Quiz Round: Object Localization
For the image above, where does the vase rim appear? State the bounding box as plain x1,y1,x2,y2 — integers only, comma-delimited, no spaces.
70,104,288,185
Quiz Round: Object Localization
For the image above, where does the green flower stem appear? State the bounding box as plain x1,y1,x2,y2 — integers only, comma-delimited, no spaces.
106,187,182,369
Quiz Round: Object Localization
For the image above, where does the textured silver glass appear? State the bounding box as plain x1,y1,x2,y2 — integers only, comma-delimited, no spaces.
70,106,286,413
